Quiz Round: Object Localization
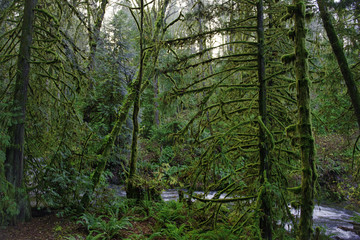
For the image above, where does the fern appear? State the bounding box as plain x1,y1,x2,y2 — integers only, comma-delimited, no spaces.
77,212,132,240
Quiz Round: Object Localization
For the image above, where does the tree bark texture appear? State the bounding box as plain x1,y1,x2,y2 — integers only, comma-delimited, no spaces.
88,0,108,71
294,1,317,239
317,0,360,129
257,0,272,238
126,0,145,199
5,0,37,225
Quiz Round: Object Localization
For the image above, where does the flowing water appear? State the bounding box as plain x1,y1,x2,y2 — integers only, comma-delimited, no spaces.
110,185,360,239
311,205,360,239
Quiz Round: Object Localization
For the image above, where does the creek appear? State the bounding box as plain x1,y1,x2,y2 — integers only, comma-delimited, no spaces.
110,185,360,240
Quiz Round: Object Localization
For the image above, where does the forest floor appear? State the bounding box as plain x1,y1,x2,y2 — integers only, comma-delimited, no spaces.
0,213,86,240
0,212,158,240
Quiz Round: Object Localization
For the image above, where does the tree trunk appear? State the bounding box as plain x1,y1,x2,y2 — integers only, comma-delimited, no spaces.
154,72,160,127
294,1,316,239
316,0,360,129
126,0,145,199
126,0,170,199
80,85,138,207
152,0,170,128
5,0,37,225
257,0,272,238
88,0,108,72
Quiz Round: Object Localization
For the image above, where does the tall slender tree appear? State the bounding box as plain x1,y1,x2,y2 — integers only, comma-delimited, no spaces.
257,0,272,238
293,0,317,239
127,0,145,199
5,0,37,225
316,0,360,129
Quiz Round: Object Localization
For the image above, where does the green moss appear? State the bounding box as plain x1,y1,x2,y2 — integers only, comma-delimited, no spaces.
288,29,296,41
281,53,296,65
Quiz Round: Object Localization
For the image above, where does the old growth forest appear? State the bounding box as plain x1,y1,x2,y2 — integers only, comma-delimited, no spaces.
1,0,360,239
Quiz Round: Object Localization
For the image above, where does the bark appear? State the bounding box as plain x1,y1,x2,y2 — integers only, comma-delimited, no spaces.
294,1,316,239
88,0,108,71
257,0,272,238
317,0,360,129
126,0,145,199
154,72,160,126
80,85,139,207
197,0,214,136
5,0,37,225
152,0,170,127
127,0,170,199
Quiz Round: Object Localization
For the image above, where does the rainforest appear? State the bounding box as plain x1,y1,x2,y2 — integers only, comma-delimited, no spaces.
0,0,360,239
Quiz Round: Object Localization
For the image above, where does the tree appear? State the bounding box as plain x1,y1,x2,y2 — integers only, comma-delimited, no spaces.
293,0,317,239
5,0,37,225
257,0,272,238
127,0,171,199
88,0,108,72
126,0,145,199
316,0,360,129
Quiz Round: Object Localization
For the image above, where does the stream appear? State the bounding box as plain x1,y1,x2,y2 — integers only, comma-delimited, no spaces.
110,185,360,240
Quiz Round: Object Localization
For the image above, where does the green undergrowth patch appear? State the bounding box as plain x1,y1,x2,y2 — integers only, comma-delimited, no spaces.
65,196,253,240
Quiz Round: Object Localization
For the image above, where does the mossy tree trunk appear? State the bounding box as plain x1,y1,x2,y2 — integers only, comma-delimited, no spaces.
81,0,171,205
5,0,37,225
126,0,145,199
80,88,137,207
257,0,272,238
316,0,360,129
294,1,317,239
153,0,170,128
126,0,170,199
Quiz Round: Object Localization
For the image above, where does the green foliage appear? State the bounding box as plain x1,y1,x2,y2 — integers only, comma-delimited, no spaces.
161,223,188,240
150,121,183,146
191,226,239,240
350,214,360,223
154,200,187,226
159,147,174,164
77,211,132,240
41,165,92,209
0,103,18,225
0,179,18,226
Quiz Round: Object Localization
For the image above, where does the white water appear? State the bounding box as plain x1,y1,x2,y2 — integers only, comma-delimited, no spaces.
312,205,360,240
110,185,360,239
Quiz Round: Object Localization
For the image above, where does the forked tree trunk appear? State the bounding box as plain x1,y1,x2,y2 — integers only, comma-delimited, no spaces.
294,1,317,239
5,0,37,225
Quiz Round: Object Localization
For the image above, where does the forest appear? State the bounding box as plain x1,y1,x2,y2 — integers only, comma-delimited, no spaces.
0,0,360,239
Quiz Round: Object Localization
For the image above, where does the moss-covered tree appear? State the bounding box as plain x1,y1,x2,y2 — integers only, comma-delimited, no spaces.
316,0,360,129
293,0,317,239
5,0,37,225
257,0,272,238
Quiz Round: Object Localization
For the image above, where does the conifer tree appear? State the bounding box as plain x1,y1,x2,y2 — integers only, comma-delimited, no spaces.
5,0,37,225
293,0,317,238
